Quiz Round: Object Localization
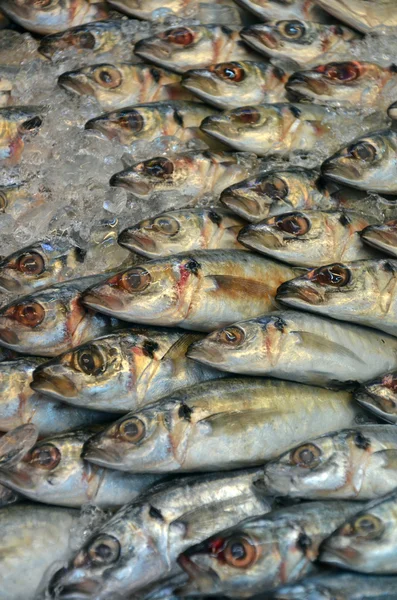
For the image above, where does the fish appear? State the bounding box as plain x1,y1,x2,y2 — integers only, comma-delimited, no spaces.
0,105,44,165
276,259,397,337
286,61,397,108
0,276,125,357
238,210,379,267
1,504,81,600
0,0,109,35
110,152,251,204
178,501,361,597
84,101,220,148
134,25,259,74
118,208,247,257
262,425,397,500
82,377,370,473
0,358,115,436
0,423,38,469
233,0,330,22
322,128,397,194
355,372,397,424
388,100,397,120
81,251,299,331
47,469,275,598
314,0,397,34
240,21,359,69
361,220,397,258
181,60,290,109
58,63,194,111
0,428,161,508
31,328,224,413
320,490,397,573
187,309,397,387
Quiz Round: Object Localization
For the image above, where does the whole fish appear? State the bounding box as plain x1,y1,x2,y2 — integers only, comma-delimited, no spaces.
322,128,397,194
0,105,44,165
178,501,361,597
263,425,397,500
110,152,251,203
240,21,359,68
82,378,369,473
361,220,397,258
187,310,397,386
59,63,193,111
85,101,220,148
287,61,397,108
0,0,109,35
1,504,81,600
81,251,299,331
276,259,397,336
118,209,247,257
234,0,330,22
238,210,379,267
355,372,397,424
48,470,275,598
0,276,125,357
134,25,259,74
0,428,161,508
182,60,290,109
314,0,397,34
31,328,224,413
0,358,115,435
320,490,397,573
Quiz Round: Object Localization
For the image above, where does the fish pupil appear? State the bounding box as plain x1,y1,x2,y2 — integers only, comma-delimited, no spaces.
230,542,246,560
81,353,95,372
100,71,112,84
96,543,112,560
127,273,142,289
299,449,314,464
79,33,96,49
23,306,38,321
38,450,52,466
124,422,139,437
224,68,236,79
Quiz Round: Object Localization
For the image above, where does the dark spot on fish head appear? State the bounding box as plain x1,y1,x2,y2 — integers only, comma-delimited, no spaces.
289,105,301,118
208,211,222,226
339,213,352,226
178,403,193,421
354,432,371,450
390,64,397,74
332,25,345,36
274,317,287,331
20,116,42,132
150,67,161,83
74,247,87,263
272,66,285,80
142,339,159,358
315,175,328,193
382,261,397,274
173,110,184,127
221,26,233,35
149,505,164,521
297,532,312,552
185,258,201,275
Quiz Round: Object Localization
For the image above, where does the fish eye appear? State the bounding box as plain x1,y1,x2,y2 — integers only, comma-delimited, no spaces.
290,443,321,468
152,216,180,236
349,141,377,162
77,32,96,49
144,157,174,178
119,268,151,293
0,192,7,212
233,107,261,125
17,252,45,275
119,110,144,132
93,66,122,89
214,62,246,83
87,534,121,565
324,62,360,82
29,444,61,469
278,20,306,39
12,302,45,327
258,176,288,200
223,537,257,568
75,346,105,376
20,117,42,132
217,326,245,346
310,264,350,287
118,417,146,443
165,27,194,46
275,213,310,235
353,514,384,539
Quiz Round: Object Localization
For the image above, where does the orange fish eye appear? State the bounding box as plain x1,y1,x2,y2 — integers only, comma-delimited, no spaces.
233,107,261,125
118,417,146,443
28,444,61,469
309,264,350,287
214,63,246,83
165,27,194,46
324,62,360,82
12,302,45,327
17,252,45,275
290,443,321,467
223,537,257,568
275,213,310,236
120,268,151,293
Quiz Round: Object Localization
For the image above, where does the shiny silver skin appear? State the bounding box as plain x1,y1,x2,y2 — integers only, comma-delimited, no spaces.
234,0,329,22
0,105,45,166
48,469,275,599
82,377,369,473
263,425,397,500
361,220,397,258
178,501,361,597
31,328,224,413
314,0,397,34
355,372,397,424
276,259,397,337
81,251,298,332
320,489,397,573
187,310,397,387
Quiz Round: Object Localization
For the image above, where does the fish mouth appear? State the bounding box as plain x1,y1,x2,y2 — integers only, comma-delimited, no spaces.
238,226,284,252
355,387,397,420
81,437,119,468
134,39,172,60
82,290,125,314
240,26,278,50
360,226,397,251
0,327,19,346
276,281,323,305
182,71,220,97
52,582,101,600
110,173,151,196
0,275,22,293
58,72,90,96
177,554,220,594
0,468,35,493
319,545,356,568
31,369,78,400
38,42,56,60
118,229,156,254
220,190,262,220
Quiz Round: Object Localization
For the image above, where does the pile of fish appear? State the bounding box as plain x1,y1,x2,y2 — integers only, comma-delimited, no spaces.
3,1,397,599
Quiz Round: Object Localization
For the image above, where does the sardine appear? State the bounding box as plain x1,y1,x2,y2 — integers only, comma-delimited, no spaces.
314,0,397,34
263,425,397,500
187,309,397,386
240,21,359,68
118,208,247,257
238,210,379,266
182,60,290,109
355,372,397,424
276,259,397,336
0,0,109,35
234,0,329,22
82,378,369,473
320,490,397,573
134,25,259,74
0,105,44,165
81,251,299,331
361,220,397,258
31,328,224,413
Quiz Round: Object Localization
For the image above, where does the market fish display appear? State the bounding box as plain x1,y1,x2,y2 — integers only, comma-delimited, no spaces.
314,0,397,34
238,210,379,267
81,251,299,331
355,373,397,424
31,328,224,413
187,310,397,386
263,425,397,500
182,60,290,109
82,378,369,473
0,105,44,165
277,259,397,336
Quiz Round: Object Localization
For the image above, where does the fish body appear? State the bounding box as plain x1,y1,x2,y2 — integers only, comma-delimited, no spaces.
314,0,397,34
355,372,397,424
81,251,299,331
110,153,251,204
182,60,290,109
82,377,369,473
263,425,397,500
187,310,397,386
0,105,44,165
276,259,397,337
234,0,330,22
134,25,259,74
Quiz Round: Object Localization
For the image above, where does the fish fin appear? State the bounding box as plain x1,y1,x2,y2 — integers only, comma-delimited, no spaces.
293,331,366,364
162,333,204,361
205,275,273,300
376,449,397,469
197,407,282,433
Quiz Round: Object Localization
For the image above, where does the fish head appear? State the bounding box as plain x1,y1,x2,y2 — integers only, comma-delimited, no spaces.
356,372,397,423
39,21,118,58
388,100,397,120
58,63,122,99
0,106,43,142
85,106,158,145
110,156,178,197
360,219,397,254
